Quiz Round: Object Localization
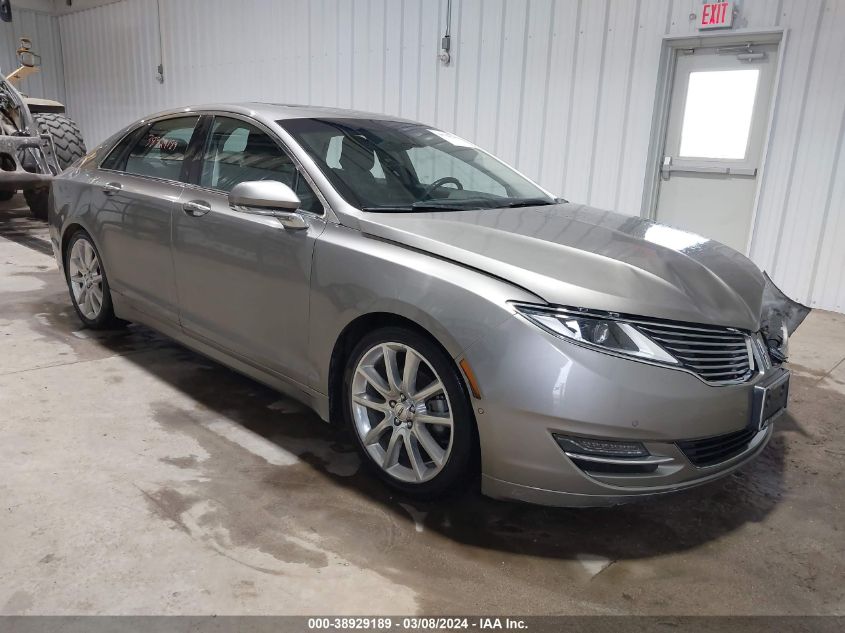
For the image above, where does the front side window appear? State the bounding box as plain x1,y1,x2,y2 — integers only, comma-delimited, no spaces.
123,116,199,181
279,118,554,211
199,117,321,214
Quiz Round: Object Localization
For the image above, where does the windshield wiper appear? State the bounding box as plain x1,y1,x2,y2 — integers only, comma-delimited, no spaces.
361,206,415,212
362,202,478,212
494,198,556,208
361,198,557,213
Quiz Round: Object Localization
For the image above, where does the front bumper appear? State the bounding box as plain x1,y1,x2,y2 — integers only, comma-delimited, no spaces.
462,314,778,507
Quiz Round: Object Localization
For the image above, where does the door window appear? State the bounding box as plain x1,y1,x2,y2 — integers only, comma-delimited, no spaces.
678,69,760,160
101,128,144,171
200,117,322,214
123,116,199,181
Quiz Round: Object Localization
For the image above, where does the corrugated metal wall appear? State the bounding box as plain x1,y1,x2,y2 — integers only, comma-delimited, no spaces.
0,7,65,102
52,0,845,312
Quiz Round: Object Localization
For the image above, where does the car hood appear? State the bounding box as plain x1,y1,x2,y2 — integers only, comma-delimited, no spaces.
357,203,768,331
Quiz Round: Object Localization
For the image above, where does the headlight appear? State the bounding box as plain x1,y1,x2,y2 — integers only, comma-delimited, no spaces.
512,303,678,365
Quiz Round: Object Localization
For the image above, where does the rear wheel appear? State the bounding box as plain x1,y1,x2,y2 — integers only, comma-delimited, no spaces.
65,231,121,329
32,112,86,169
343,327,475,498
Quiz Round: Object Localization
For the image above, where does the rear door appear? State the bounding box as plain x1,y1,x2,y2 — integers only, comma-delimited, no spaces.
93,115,200,325
171,114,326,386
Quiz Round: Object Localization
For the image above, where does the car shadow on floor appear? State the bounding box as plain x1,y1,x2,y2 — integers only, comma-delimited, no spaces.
0,196,54,256
81,319,793,564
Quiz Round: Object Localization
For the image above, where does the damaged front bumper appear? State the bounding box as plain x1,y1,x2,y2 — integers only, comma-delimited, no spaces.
759,272,811,363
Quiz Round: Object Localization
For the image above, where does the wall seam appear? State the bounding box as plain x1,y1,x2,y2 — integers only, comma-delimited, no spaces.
513,0,533,167
769,0,826,278
471,0,485,141
415,0,423,120
492,0,508,153
535,0,558,188
398,0,406,115
586,0,612,203
613,0,642,210
561,0,583,191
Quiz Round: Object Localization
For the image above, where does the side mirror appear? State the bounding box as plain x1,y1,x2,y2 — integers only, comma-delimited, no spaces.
228,181,307,230
229,180,301,212
229,180,308,231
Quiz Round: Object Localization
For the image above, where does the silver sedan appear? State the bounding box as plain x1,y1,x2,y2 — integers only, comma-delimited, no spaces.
48,103,807,506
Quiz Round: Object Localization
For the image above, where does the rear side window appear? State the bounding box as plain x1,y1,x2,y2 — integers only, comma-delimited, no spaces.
122,116,199,181
199,117,322,214
100,129,140,171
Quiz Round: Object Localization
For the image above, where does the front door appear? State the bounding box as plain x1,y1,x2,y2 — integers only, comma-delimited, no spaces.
172,115,326,386
655,41,778,252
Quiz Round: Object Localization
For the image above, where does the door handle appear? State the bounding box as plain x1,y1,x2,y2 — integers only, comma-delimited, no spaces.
182,200,211,217
102,182,122,195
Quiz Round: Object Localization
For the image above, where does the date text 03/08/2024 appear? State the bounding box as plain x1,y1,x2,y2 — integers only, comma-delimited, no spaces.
306,617,528,630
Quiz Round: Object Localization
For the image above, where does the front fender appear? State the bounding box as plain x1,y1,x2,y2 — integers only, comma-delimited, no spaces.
308,222,542,393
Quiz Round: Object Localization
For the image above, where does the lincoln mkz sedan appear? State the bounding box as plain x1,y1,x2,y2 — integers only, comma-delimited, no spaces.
48,104,808,506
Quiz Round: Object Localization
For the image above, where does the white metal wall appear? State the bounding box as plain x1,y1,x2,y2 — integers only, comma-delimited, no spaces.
55,0,845,312
0,7,65,102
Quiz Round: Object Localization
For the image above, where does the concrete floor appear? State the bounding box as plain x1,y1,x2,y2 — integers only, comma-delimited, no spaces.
0,196,842,616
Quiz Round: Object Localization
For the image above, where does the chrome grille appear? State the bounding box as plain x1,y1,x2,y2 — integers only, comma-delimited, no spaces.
635,320,753,384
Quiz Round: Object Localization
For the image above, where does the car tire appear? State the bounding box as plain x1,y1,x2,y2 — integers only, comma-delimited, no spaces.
24,187,49,220
343,326,475,498
32,112,87,169
64,230,122,329
0,191,14,202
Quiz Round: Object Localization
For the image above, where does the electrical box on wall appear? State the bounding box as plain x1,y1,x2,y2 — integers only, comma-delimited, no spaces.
0,0,12,23
699,2,735,30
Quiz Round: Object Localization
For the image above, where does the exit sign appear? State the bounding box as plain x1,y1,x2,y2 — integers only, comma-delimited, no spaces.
699,2,734,30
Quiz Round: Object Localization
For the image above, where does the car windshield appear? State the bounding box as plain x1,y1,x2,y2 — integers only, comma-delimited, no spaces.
278,118,555,211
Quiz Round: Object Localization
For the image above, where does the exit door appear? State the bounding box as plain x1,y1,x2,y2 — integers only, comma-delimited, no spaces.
655,42,778,252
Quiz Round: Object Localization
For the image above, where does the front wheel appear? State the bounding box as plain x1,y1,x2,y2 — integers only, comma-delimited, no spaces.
343,327,475,498
65,231,122,329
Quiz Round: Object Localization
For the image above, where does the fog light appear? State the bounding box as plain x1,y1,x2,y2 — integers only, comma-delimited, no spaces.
553,434,649,458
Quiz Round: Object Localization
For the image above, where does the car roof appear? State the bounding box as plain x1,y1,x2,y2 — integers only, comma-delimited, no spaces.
144,102,418,124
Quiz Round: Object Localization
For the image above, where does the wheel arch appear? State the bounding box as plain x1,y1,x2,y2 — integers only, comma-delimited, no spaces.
59,221,100,272
328,310,482,479
327,311,475,428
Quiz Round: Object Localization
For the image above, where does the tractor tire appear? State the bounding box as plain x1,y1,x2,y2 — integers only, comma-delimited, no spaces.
32,112,86,169
24,188,49,220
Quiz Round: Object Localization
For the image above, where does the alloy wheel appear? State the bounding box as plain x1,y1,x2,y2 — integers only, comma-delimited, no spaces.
68,237,104,320
351,342,454,483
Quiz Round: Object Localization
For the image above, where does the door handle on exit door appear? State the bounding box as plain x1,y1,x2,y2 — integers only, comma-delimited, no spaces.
182,200,211,217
